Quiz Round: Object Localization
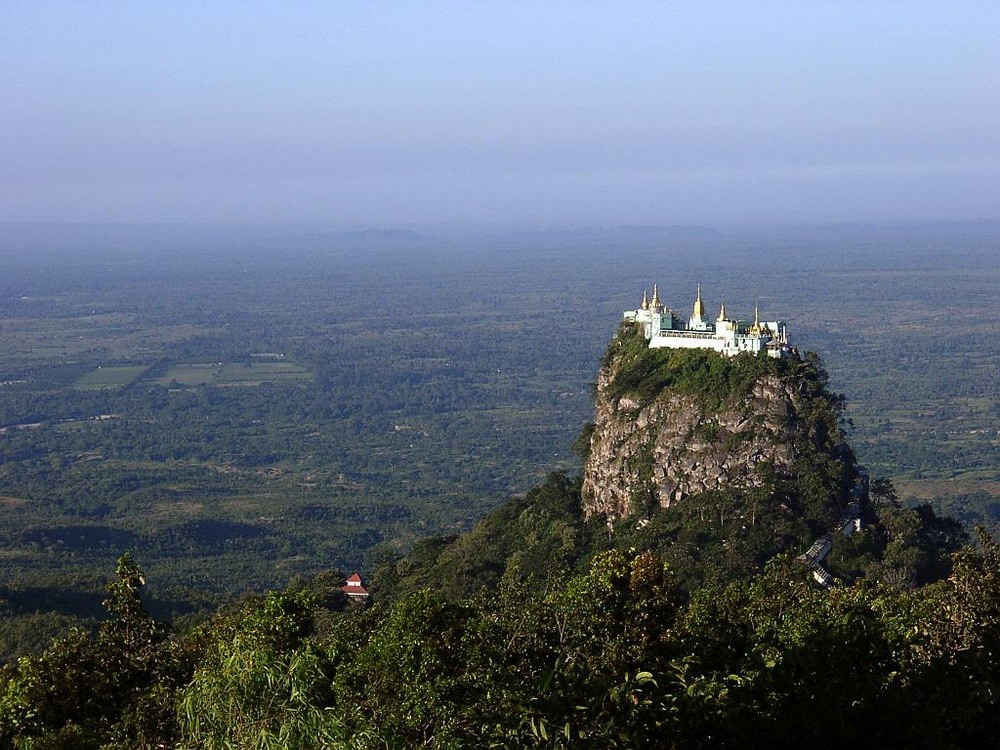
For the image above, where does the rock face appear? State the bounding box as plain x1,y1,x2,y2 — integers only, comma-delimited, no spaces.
582,328,845,523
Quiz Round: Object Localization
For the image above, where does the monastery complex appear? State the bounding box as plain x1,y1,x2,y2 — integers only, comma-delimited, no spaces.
624,285,795,359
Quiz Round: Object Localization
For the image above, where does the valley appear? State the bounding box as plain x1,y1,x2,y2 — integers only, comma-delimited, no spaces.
0,222,997,651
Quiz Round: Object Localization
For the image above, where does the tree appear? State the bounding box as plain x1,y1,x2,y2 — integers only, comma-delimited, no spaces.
0,554,178,749
176,590,341,750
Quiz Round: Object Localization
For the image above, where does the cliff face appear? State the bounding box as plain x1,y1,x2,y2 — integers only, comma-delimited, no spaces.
582,325,850,525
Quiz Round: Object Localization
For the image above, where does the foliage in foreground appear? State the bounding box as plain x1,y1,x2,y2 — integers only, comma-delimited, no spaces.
0,537,998,749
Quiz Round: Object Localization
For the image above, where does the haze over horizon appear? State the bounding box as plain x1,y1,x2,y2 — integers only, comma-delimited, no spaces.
3,2,997,228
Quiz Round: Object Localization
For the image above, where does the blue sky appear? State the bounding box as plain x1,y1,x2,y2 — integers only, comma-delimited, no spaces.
2,1,997,226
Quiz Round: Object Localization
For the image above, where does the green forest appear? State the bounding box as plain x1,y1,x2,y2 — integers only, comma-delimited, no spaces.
0,346,993,747
0,223,997,745
0,477,995,748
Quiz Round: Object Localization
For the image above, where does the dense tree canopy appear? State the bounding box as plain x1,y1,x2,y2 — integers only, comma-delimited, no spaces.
1,536,997,748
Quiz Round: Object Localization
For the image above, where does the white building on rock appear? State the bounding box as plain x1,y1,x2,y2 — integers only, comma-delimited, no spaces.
624,285,794,359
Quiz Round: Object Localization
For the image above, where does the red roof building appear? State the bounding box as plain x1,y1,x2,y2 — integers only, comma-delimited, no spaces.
341,572,370,599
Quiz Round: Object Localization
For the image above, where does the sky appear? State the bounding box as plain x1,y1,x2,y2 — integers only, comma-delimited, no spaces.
2,1,998,228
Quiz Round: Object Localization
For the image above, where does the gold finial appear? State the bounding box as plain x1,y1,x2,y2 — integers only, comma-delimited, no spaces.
651,283,661,309
717,297,727,321
750,302,762,336
692,283,706,319
641,289,649,310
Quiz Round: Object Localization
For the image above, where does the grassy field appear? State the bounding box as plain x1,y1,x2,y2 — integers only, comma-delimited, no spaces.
148,363,221,386
75,365,151,390
215,362,313,385
149,361,313,387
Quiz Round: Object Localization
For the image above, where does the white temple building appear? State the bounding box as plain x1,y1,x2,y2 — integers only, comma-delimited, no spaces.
624,284,794,359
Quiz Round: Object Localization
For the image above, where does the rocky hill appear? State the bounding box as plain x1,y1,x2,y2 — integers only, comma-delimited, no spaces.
582,323,856,533
375,322,965,600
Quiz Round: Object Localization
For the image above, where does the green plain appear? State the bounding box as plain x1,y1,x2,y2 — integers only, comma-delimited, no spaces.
151,361,313,387
74,365,150,390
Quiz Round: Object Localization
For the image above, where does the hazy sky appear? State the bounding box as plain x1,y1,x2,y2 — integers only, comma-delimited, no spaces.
2,1,997,227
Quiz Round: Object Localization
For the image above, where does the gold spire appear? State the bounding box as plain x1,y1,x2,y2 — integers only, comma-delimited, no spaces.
692,283,706,320
651,283,661,310
749,302,763,336
717,298,727,321
641,289,649,310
